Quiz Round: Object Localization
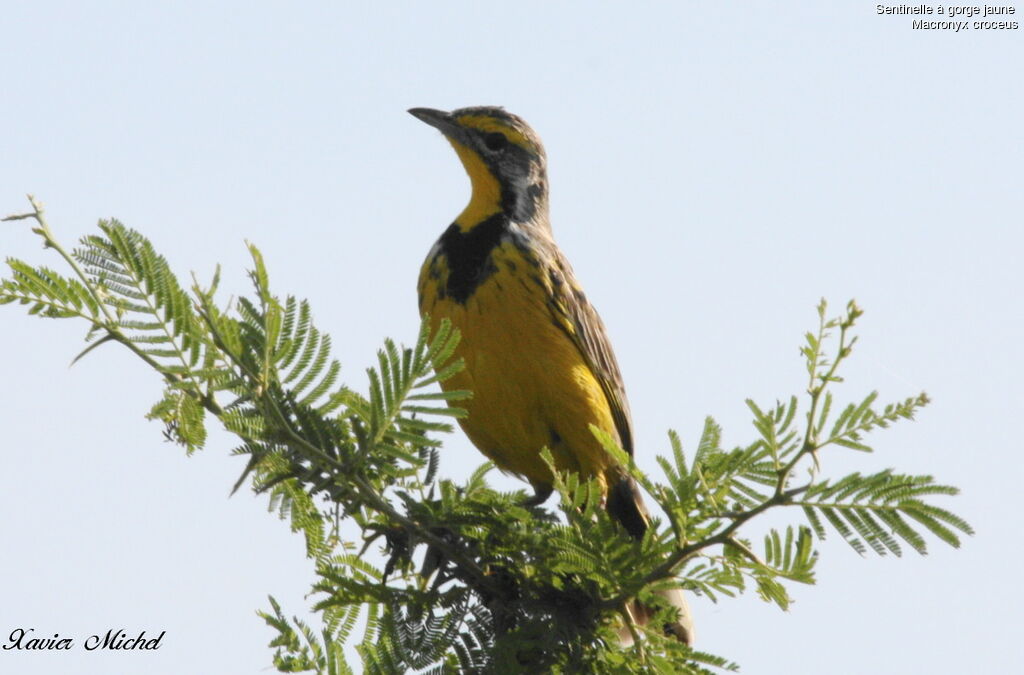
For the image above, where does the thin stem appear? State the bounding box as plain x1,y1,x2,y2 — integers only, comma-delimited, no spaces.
618,605,646,663
725,536,766,568
21,195,119,325
601,483,809,610
776,307,856,496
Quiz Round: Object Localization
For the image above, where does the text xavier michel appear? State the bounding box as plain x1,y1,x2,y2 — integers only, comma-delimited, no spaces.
3,628,164,652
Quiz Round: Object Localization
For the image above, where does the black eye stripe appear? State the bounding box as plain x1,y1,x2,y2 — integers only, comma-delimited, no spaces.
483,132,508,152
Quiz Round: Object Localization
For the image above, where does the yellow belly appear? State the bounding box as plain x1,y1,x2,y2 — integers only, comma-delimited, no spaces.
420,242,617,493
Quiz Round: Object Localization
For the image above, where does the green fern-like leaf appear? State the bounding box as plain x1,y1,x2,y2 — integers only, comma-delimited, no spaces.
75,222,207,369
1,260,101,319
798,471,972,555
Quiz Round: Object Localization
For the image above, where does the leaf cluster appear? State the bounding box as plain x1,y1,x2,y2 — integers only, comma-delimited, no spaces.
2,198,972,673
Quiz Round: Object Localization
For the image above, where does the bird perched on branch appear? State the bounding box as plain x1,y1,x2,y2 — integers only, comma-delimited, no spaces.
410,105,693,645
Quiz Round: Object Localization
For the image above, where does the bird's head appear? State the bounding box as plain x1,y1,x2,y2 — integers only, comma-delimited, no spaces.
409,106,549,226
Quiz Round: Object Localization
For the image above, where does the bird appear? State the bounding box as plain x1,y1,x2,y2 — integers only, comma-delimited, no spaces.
410,105,693,645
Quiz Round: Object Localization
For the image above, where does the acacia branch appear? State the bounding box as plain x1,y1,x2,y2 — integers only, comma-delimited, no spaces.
192,295,500,598
5,196,221,410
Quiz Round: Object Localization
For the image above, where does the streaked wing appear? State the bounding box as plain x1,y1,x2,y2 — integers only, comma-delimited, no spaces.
544,249,635,455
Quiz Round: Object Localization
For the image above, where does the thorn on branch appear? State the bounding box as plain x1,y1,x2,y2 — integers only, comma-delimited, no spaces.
2,212,36,222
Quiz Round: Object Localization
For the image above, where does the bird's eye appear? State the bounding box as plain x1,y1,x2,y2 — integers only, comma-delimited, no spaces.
483,132,509,153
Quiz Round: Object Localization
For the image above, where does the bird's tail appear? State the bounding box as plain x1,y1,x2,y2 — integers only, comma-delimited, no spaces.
606,474,695,646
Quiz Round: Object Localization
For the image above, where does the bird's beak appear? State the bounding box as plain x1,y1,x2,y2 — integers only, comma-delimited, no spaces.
408,107,465,142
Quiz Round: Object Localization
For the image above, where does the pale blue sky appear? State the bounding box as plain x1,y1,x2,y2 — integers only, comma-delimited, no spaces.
1,2,1020,673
